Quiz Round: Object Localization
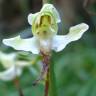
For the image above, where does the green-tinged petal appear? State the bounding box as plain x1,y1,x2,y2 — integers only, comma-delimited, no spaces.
52,35,68,52
40,4,61,23
68,23,89,41
0,66,22,81
0,52,16,68
3,36,40,54
52,23,89,52
28,13,39,25
16,61,30,68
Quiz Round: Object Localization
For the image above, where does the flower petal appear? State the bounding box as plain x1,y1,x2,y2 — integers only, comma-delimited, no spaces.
3,36,40,54
0,52,16,68
28,13,39,25
52,23,89,52
52,35,69,52
68,23,89,41
0,66,22,81
41,4,61,23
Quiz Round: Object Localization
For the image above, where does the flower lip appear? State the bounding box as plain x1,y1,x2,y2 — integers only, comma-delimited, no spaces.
32,11,56,28
40,4,61,23
32,12,58,39
28,4,61,26
33,13,52,29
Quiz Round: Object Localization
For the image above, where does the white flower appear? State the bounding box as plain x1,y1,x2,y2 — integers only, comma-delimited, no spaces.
2,4,89,54
0,52,16,68
0,52,30,81
0,66,22,81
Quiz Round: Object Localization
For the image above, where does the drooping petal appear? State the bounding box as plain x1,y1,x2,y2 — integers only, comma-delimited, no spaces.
28,13,39,25
0,66,22,81
3,36,40,54
52,23,89,52
0,52,16,68
40,4,61,23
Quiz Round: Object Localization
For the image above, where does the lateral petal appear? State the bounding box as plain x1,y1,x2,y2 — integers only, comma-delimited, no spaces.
52,23,89,52
0,66,22,81
3,36,40,54
28,13,39,25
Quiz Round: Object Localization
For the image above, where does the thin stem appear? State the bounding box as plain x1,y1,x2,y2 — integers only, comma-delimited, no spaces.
45,67,49,96
42,0,53,4
41,52,50,96
14,78,24,96
41,51,57,96
49,56,58,96
42,0,48,4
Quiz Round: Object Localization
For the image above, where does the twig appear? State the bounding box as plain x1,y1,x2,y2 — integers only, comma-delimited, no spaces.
14,78,24,96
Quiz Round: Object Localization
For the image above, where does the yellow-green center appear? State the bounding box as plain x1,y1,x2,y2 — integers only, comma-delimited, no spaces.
32,12,58,40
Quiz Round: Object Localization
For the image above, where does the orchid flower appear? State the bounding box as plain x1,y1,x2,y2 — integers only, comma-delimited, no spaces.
0,52,30,81
2,4,89,55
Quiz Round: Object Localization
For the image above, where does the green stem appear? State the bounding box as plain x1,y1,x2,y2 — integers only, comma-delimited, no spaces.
42,0,53,4
14,77,24,96
42,0,48,4
49,56,57,96
45,68,49,96
41,51,57,96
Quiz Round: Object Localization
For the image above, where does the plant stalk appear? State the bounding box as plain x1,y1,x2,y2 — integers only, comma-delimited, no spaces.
14,78,24,96
41,51,57,96
45,67,49,96
42,0,53,4
49,56,57,96
42,0,48,4
41,52,50,96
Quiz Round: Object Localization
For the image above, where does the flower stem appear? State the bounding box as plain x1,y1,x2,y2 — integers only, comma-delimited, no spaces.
49,56,58,96
41,51,57,96
42,0,53,4
45,67,49,96
14,77,24,96
41,52,50,96
42,0,48,4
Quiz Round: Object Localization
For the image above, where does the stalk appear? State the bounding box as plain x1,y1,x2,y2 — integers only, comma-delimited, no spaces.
42,0,53,4
49,55,57,96
14,77,24,96
41,51,57,96
41,52,50,96
42,0,48,4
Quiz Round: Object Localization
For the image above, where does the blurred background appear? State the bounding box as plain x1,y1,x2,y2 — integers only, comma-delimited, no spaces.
0,0,96,96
